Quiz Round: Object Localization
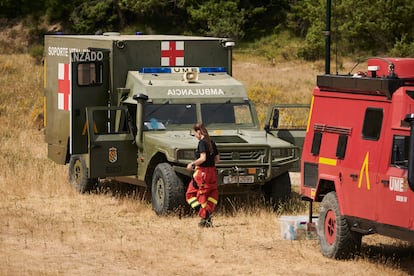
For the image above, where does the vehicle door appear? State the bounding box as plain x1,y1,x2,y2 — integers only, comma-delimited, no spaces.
70,49,110,154
86,106,137,178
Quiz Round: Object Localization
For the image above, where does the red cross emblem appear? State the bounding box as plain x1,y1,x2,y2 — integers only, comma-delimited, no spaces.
161,41,184,66
58,63,71,110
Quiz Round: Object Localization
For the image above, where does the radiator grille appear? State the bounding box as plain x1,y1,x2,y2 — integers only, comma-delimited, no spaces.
219,149,265,161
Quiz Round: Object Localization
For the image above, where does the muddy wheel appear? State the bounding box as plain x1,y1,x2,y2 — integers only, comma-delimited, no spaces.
68,155,97,193
318,191,362,259
263,172,291,207
151,163,185,215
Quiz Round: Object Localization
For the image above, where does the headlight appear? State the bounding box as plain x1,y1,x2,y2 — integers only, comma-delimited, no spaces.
177,150,195,160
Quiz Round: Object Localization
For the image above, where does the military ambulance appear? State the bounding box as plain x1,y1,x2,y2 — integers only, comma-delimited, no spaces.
44,33,301,214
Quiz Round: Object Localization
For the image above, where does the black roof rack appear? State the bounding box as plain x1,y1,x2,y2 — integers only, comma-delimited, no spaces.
317,75,414,100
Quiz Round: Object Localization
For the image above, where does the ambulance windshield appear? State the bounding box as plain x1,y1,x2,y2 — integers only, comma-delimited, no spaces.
201,103,254,125
144,103,197,127
142,102,255,128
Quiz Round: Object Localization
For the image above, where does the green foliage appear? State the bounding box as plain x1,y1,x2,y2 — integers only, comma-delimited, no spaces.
287,0,414,58
70,0,119,33
0,0,42,18
297,27,325,61
120,0,169,14
44,0,82,23
187,0,246,39
29,44,44,64
287,0,326,61
390,34,414,57
4,0,414,59
240,0,290,40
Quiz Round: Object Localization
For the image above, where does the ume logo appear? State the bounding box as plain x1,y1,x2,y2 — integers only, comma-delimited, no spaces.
389,176,407,192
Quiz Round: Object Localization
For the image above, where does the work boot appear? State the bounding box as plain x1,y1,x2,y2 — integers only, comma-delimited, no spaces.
204,216,213,228
198,218,213,228
198,216,212,228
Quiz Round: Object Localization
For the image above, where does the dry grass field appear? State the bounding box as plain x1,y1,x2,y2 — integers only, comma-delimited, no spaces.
1,53,413,275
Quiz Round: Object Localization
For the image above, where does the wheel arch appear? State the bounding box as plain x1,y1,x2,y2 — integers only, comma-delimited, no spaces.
145,152,168,188
316,174,345,214
315,176,335,201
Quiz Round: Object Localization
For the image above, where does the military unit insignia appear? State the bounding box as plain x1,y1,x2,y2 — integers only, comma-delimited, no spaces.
109,147,118,163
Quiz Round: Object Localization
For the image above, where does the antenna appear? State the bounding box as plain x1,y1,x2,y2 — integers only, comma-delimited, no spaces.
325,0,331,75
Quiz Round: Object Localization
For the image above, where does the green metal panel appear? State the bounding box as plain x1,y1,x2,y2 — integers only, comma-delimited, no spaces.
86,106,137,178
111,38,230,105
71,50,110,154
44,35,114,163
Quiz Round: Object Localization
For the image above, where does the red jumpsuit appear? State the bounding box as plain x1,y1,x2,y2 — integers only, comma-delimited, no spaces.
186,166,218,219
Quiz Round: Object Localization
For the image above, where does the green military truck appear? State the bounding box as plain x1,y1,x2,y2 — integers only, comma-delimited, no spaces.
44,33,303,215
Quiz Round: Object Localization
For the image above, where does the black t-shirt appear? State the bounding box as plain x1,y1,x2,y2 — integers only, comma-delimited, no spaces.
196,139,218,167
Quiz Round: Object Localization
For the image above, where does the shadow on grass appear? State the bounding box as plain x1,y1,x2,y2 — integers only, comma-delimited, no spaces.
91,179,151,202
359,241,414,275
216,191,310,216
88,181,311,218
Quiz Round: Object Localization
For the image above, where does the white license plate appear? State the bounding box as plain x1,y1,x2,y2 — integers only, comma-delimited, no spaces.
223,175,255,184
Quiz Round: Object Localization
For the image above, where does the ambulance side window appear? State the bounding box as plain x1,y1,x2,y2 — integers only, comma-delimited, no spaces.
391,135,409,167
362,108,383,140
77,62,103,86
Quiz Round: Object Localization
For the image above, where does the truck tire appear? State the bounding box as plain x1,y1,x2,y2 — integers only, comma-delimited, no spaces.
318,191,362,259
68,155,97,193
151,163,185,215
263,172,291,207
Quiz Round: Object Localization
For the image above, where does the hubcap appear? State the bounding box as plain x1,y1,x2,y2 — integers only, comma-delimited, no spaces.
325,209,336,245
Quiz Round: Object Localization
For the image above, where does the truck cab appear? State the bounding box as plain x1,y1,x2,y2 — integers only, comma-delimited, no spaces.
301,57,414,259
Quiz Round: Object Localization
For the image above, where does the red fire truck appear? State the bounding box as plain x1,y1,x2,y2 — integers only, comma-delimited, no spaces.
301,57,414,259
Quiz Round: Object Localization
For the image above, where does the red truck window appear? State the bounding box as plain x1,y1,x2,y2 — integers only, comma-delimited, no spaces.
311,132,322,155
391,135,409,167
336,134,348,159
362,108,383,140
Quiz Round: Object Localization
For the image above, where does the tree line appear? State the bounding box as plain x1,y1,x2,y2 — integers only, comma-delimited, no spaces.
2,0,414,59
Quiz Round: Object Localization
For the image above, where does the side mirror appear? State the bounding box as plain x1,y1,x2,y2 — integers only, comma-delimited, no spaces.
272,109,279,129
264,108,279,133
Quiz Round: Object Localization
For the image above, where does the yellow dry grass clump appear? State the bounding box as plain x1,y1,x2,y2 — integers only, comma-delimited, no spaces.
0,54,413,275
